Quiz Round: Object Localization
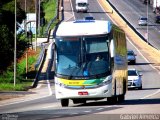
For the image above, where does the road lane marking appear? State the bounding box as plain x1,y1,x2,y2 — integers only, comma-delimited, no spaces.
0,95,51,107
141,89,160,99
71,113,78,115
96,108,104,111
70,0,75,20
84,110,91,113
41,104,60,109
47,79,53,96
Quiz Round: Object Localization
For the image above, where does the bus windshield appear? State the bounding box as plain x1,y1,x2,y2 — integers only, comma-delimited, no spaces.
55,35,110,79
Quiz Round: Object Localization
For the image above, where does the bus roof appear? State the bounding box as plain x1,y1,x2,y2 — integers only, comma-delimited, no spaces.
56,20,112,37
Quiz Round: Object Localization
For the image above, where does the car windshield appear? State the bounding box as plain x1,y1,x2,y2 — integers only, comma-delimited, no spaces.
128,70,137,76
127,51,134,56
55,35,110,78
78,3,87,7
140,17,147,20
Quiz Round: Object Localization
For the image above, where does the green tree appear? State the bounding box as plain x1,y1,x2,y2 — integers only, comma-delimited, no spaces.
0,25,14,71
0,0,27,72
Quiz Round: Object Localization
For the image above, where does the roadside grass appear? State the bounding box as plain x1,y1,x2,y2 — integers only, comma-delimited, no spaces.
43,0,57,24
0,83,32,91
0,47,41,91
41,0,58,36
0,0,57,91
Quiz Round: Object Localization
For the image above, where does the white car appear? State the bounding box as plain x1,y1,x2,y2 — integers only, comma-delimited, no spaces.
128,69,142,90
138,16,147,26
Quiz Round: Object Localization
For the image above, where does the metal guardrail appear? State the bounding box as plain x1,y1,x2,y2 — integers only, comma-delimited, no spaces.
32,44,46,88
34,44,45,70
44,16,57,37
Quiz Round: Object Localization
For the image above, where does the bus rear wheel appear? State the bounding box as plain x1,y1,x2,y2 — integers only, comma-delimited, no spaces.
117,95,125,103
107,96,117,104
61,99,69,107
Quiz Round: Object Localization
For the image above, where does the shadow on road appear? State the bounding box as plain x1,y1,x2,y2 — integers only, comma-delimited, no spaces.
75,97,160,107
134,62,154,66
120,98,160,105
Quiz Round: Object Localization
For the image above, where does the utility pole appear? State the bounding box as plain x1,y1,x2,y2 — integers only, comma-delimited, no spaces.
14,0,17,86
35,0,37,51
24,0,28,80
147,0,149,44
38,0,40,36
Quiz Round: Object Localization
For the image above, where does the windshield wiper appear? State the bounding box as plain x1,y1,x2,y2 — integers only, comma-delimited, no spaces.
67,65,79,80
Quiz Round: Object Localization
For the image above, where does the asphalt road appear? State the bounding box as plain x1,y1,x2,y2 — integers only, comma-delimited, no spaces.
0,0,160,120
109,0,160,50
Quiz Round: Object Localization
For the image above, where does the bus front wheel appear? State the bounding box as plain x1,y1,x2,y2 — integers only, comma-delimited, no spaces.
61,99,69,107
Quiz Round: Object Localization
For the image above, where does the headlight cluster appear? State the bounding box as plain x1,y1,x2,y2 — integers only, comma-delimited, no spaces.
55,80,67,88
55,75,112,89
98,75,112,86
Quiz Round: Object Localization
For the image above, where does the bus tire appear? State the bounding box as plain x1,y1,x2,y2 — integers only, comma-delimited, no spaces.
107,96,117,104
61,99,69,107
118,95,125,103
73,99,86,104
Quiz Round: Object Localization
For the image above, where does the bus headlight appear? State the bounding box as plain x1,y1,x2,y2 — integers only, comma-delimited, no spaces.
55,81,67,88
99,75,112,86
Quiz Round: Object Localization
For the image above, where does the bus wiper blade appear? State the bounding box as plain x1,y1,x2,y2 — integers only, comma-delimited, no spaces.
67,65,79,80
68,75,72,80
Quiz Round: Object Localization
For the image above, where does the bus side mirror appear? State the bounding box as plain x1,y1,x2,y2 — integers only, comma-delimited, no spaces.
110,39,115,58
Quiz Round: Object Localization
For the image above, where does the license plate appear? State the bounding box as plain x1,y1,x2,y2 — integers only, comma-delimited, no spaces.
78,91,88,96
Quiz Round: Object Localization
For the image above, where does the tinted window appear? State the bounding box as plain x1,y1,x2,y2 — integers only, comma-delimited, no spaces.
140,17,147,20
128,70,137,76
127,51,134,55
55,36,110,77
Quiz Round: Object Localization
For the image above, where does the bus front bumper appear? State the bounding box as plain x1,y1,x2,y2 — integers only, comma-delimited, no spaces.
55,84,112,100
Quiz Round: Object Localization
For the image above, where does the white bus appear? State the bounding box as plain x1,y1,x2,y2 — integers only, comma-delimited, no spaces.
54,18,127,107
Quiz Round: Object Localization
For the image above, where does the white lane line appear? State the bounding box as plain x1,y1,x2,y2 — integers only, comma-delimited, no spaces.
96,108,104,111
66,15,74,22
71,113,78,115
47,79,53,96
46,42,54,96
84,110,91,113
41,104,60,109
70,0,75,20
141,89,160,99
36,84,42,88
0,95,50,107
